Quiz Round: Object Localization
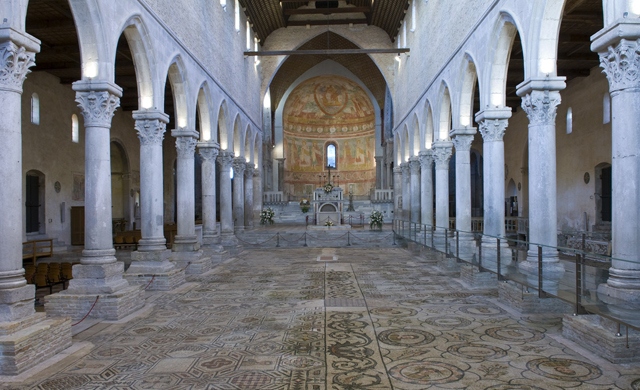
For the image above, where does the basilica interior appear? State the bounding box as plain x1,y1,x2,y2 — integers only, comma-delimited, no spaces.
1,0,640,388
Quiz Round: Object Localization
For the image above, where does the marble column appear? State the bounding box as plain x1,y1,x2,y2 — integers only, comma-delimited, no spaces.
244,165,255,230
387,162,394,189
401,163,411,221
393,166,402,218
375,156,383,189
517,78,566,280
218,151,236,246
232,157,246,232
409,157,421,224
124,112,185,290
48,81,144,318
593,30,640,302
276,158,285,192
0,28,72,375
171,129,209,274
432,141,453,237
253,169,263,223
452,129,477,259
198,141,220,245
419,150,434,229
476,109,512,269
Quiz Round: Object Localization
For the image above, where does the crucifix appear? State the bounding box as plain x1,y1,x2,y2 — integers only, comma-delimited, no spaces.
326,165,333,185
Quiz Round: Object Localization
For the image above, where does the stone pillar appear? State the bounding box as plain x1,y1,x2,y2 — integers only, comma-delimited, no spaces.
198,141,220,245
432,141,453,236
476,109,512,269
419,150,434,229
48,81,145,317
375,156,383,189
517,78,566,280
244,165,255,230
393,166,402,217
409,157,421,224
276,157,285,192
124,112,185,290
0,27,72,376
401,162,411,220
232,158,246,231
451,130,475,234
387,162,394,189
253,169,263,223
217,151,236,246
593,29,640,302
170,129,209,275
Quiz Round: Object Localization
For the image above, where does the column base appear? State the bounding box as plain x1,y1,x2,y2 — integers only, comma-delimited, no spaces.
0,313,71,375
518,257,566,295
498,280,571,314
171,249,211,275
173,235,200,252
478,238,513,273
602,267,640,293
65,262,130,295
45,285,144,321
460,264,497,289
220,232,239,247
563,314,640,363
202,244,229,265
136,237,168,252
452,234,478,263
0,284,35,322
125,249,186,291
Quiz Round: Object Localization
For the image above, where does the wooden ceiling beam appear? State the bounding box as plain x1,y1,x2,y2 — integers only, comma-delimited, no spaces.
244,48,409,56
284,7,370,15
286,18,368,26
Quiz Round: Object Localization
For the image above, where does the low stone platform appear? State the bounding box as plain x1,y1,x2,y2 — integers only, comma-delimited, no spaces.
44,285,144,321
498,280,572,314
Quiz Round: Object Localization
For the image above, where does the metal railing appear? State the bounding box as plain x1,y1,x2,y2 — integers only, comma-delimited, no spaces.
392,218,640,337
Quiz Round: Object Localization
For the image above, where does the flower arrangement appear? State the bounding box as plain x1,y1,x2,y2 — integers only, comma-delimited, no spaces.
324,220,334,227
370,210,383,229
260,207,275,225
300,198,310,213
323,183,334,193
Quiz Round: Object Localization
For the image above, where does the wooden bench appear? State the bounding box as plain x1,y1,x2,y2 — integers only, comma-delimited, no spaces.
22,239,53,266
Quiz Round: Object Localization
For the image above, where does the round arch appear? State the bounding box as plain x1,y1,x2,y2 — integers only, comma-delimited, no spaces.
488,13,527,108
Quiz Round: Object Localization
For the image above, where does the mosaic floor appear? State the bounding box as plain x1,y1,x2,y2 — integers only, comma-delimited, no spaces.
4,247,640,389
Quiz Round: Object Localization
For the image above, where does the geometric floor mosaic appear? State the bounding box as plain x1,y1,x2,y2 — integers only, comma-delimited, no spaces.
3,247,640,389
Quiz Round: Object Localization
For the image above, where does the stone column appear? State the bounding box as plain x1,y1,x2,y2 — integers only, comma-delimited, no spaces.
276,157,285,192
451,129,477,259
419,150,434,229
393,166,402,218
253,169,263,223
218,151,236,246
476,109,512,269
432,141,453,237
48,81,144,318
124,112,185,290
516,78,566,280
387,162,394,189
232,158,246,231
401,162,411,220
375,156,383,189
593,30,640,302
409,157,421,223
244,165,255,230
171,129,209,274
198,141,220,245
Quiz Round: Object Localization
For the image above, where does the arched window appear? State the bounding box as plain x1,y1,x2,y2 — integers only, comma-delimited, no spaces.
220,0,226,9
566,107,573,134
326,143,337,168
31,93,40,125
72,114,79,143
234,0,240,32
246,21,251,50
603,92,611,124
410,0,417,32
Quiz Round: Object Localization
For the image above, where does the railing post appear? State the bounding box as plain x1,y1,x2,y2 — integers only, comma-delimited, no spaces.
478,239,483,271
445,228,449,258
347,231,351,246
456,230,460,262
430,225,434,248
575,252,586,315
276,232,280,248
304,232,307,247
393,228,397,245
497,238,502,281
537,245,546,298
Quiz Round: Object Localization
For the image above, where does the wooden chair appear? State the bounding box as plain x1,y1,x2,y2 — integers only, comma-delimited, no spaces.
24,264,36,284
34,264,52,294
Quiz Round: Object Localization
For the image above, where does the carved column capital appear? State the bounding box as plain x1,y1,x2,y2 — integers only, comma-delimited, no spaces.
217,151,234,169
409,157,421,175
520,90,562,126
0,40,36,92
198,142,220,162
599,38,640,93
175,136,198,159
75,90,121,128
232,157,246,176
245,165,255,178
400,162,410,176
419,150,433,170
452,134,474,152
432,142,453,170
479,118,508,142
393,166,403,175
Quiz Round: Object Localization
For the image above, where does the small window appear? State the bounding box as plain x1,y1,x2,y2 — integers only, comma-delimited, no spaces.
72,114,79,143
220,0,226,8
410,0,416,32
31,93,40,125
603,92,611,124
234,0,240,32
566,107,573,134
326,143,337,168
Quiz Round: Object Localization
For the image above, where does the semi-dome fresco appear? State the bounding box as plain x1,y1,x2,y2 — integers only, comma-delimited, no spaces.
283,75,376,197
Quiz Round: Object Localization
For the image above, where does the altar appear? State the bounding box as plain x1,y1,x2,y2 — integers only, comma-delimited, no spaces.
313,185,344,226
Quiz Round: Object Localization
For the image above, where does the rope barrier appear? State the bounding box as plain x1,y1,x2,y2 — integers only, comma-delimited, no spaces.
71,295,100,327
305,231,350,241
143,275,156,290
278,233,307,242
235,234,277,245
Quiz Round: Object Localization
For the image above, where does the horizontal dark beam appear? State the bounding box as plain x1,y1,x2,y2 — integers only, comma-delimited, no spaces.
287,18,368,26
284,7,370,15
244,48,410,56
